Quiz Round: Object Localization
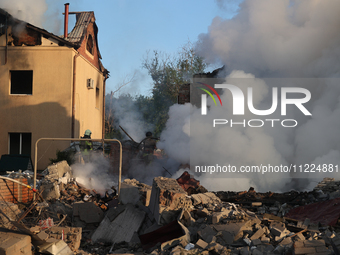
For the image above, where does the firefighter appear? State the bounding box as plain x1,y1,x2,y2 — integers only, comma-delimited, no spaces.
80,129,93,162
141,131,157,163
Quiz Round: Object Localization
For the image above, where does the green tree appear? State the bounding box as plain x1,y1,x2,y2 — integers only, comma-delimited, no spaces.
142,42,208,136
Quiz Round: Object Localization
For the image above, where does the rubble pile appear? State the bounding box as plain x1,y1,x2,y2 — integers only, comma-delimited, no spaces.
314,177,340,200
0,201,21,229
176,171,208,195
120,179,152,206
1,161,340,255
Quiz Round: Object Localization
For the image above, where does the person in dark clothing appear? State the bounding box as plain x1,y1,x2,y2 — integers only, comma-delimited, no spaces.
140,131,158,163
80,129,93,162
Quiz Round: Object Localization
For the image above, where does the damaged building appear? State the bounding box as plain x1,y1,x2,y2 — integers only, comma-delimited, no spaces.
0,4,108,170
178,66,225,105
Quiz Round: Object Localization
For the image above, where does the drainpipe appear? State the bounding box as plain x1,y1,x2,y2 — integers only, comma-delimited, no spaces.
5,13,8,64
72,52,80,138
64,3,69,38
102,72,108,151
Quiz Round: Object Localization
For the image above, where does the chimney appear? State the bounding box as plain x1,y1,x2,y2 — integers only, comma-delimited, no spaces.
64,3,69,38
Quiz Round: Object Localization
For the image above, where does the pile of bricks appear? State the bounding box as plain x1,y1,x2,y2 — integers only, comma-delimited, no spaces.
293,240,330,255
0,178,33,203
2,160,340,255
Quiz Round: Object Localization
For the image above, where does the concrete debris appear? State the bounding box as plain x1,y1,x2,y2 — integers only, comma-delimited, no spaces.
119,181,152,207
331,235,340,254
293,239,331,255
40,181,61,201
0,231,32,255
39,161,73,201
73,202,104,224
91,203,146,244
122,179,152,206
191,192,221,206
198,225,217,243
46,227,82,251
0,201,21,229
149,176,192,225
119,183,141,205
2,160,340,254
195,239,208,249
37,239,73,255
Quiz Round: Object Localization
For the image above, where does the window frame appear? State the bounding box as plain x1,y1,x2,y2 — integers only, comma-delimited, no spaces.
8,132,32,155
86,34,94,55
10,70,33,95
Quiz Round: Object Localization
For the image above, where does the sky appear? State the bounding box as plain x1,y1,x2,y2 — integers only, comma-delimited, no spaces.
41,0,242,96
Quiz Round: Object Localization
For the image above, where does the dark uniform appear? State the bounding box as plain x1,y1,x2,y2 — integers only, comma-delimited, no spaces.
141,132,157,163
80,129,93,162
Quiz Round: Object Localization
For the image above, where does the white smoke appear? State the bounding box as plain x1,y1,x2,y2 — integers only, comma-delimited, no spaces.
196,0,340,78
110,96,154,142
71,153,116,195
157,104,191,164
2,0,48,27
157,0,340,192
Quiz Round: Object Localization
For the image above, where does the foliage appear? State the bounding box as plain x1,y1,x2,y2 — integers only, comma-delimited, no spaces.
49,149,75,166
141,41,208,135
105,41,208,138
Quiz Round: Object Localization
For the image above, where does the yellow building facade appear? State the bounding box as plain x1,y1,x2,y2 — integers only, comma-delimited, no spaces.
0,9,108,170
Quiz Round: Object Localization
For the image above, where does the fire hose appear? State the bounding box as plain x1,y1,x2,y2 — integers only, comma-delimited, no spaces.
0,176,44,201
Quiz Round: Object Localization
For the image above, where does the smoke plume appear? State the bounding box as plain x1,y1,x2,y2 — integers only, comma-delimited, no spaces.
197,0,340,78
72,153,116,195
2,0,48,27
159,0,340,192
110,95,154,142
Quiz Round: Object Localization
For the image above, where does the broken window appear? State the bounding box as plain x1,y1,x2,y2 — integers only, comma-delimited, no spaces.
9,133,31,155
10,70,33,95
86,34,94,55
0,22,5,36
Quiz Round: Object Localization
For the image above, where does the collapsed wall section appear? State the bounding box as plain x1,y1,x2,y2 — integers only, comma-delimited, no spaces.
0,178,33,203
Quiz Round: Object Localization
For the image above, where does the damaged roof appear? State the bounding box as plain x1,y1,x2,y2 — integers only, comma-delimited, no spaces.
0,8,74,47
0,8,106,73
65,11,102,59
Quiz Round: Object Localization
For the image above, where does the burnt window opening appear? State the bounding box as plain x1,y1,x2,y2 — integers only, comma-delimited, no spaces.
9,133,32,155
96,87,100,108
0,23,5,36
10,70,33,95
86,34,94,55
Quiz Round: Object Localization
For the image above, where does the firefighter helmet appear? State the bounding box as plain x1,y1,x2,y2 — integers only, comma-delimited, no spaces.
84,129,92,136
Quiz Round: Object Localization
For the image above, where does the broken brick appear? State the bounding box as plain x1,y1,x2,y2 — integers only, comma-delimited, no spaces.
149,177,192,225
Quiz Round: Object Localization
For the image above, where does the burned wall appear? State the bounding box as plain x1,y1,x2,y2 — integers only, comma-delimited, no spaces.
0,46,77,170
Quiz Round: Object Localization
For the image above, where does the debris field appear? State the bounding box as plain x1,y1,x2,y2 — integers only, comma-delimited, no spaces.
1,161,340,255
